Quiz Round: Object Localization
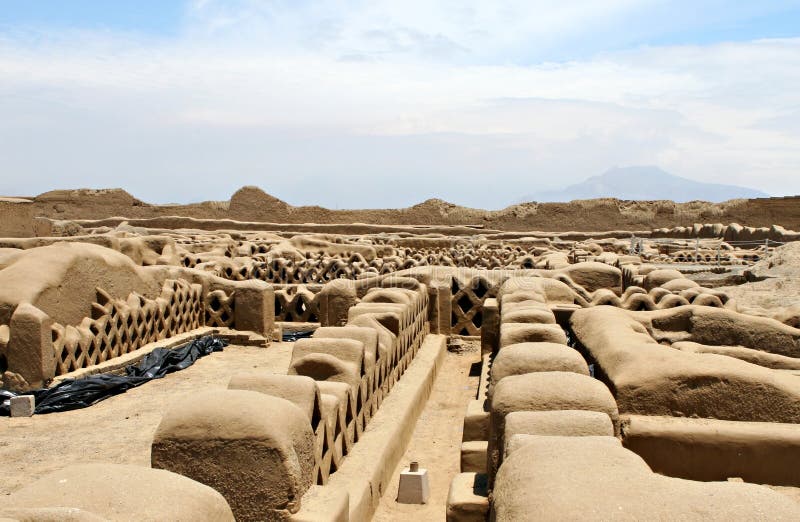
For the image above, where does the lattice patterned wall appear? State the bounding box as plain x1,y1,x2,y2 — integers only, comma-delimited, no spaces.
447,273,730,335
451,274,499,336
274,284,321,322
201,245,562,285
51,279,204,376
596,285,730,311
205,289,235,328
298,283,430,485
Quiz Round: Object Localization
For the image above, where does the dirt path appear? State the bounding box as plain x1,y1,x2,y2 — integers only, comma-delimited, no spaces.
0,342,293,497
373,343,481,521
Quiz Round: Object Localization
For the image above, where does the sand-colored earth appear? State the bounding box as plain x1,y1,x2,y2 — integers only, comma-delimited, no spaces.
0,343,293,497
373,343,481,521
721,242,800,321
5,186,800,233
1,339,484,520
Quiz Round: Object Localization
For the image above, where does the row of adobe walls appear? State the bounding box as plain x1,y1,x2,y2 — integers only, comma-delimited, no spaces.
1,223,775,293
4,186,800,233
570,304,800,487
651,222,800,241
3,237,800,518
0,232,778,391
0,230,767,332
273,263,741,334
0,223,777,294
23,212,800,243
0,242,274,390
3,275,437,521
185,239,754,287
571,306,800,422
151,277,432,520
0,235,595,390
446,276,800,520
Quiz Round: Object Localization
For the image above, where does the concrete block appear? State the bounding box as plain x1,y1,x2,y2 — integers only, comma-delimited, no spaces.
10,395,35,417
397,462,430,504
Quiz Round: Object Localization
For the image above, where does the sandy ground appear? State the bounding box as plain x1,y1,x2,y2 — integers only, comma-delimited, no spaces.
719,242,800,317
0,342,293,497
5,334,799,515
768,486,800,504
373,342,481,521
1,335,481,517
722,277,800,309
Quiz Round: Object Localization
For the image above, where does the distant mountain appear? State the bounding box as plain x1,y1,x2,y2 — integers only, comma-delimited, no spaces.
521,166,769,203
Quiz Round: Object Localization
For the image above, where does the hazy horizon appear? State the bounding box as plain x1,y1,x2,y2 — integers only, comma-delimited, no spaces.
7,164,777,210
1,1,799,210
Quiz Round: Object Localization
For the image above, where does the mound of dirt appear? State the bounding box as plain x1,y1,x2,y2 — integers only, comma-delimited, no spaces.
720,242,800,323
229,186,291,220
749,242,800,279
1,186,799,234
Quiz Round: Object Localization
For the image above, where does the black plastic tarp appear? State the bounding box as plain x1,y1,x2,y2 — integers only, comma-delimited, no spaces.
0,336,227,415
281,329,316,342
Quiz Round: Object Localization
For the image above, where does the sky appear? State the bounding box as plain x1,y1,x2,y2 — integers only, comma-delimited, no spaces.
1,1,799,209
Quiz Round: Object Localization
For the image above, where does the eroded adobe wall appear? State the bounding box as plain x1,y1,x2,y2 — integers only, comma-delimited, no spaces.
152,278,433,521
0,241,274,390
2,186,800,234
450,274,800,520
0,198,35,237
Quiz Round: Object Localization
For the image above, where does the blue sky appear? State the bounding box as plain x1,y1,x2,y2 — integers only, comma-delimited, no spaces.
3,1,800,50
2,1,799,57
0,1,799,207
0,1,185,35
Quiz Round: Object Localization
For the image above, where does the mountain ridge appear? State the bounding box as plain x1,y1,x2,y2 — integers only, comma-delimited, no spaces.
521,166,768,203
4,179,799,237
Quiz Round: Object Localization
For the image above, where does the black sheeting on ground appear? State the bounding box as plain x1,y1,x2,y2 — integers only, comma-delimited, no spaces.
281,329,316,342
0,336,227,416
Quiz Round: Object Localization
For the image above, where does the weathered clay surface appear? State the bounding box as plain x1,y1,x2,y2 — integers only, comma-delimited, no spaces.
2,190,800,520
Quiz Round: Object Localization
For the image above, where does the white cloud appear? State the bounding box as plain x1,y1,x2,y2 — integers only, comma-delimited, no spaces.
182,0,654,62
0,2,798,208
